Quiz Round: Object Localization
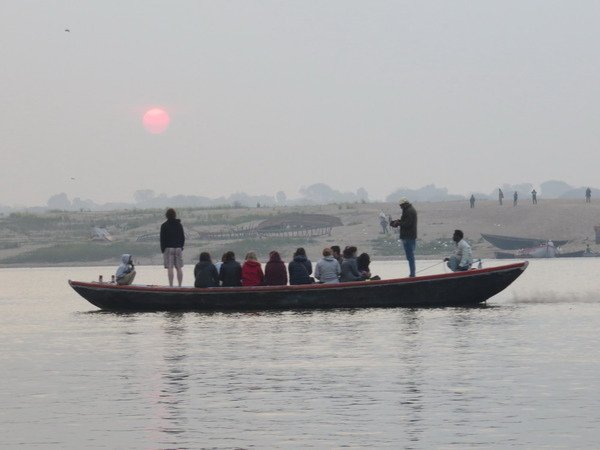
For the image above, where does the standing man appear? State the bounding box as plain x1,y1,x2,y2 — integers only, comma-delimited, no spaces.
390,197,418,277
586,187,591,203
531,189,537,204
469,194,475,209
498,188,504,205
160,208,185,286
513,191,518,207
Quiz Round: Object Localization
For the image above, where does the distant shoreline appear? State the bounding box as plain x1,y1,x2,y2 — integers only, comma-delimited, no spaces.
0,199,598,268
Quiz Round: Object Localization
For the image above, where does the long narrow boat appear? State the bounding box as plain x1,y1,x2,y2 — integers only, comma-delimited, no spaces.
481,233,568,250
69,262,528,311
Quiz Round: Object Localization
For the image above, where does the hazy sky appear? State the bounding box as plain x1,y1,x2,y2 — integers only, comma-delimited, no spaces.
2,1,600,206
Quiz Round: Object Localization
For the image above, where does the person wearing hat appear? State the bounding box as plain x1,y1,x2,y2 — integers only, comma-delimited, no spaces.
390,197,418,277
444,229,472,271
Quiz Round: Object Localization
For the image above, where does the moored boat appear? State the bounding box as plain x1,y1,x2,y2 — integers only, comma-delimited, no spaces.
69,262,528,311
482,233,568,250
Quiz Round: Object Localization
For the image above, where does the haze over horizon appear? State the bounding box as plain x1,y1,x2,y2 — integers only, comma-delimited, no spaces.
2,1,599,207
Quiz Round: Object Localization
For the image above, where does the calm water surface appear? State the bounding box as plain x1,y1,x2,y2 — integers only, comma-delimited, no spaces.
1,259,599,449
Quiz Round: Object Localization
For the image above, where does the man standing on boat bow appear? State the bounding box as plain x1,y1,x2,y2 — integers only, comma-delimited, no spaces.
390,197,418,277
160,208,185,287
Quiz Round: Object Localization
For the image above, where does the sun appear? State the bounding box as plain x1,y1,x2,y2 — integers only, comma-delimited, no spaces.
143,108,170,134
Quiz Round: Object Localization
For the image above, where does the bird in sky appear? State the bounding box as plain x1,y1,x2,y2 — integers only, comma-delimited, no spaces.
65,28,70,32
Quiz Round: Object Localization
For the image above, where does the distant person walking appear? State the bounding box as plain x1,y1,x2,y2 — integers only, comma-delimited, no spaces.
531,189,537,204
379,211,389,234
390,197,418,277
498,188,504,205
513,191,518,207
469,194,475,209
586,187,592,203
160,208,185,286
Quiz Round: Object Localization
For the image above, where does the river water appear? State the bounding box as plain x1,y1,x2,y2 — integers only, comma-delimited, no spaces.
1,259,599,449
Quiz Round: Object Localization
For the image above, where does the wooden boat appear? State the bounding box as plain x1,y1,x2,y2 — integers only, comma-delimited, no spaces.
496,248,597,259
68,262,528,312
495,242,557,259
495,251,518,259
482,233,568,250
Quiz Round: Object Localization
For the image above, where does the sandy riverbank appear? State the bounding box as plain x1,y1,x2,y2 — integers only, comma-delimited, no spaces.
0,198,598,267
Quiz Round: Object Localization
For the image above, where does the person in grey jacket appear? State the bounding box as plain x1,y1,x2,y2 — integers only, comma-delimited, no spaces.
314,248,341,284
340,246,366,282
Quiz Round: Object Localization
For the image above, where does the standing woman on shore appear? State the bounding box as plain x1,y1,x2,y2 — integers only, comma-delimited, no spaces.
160,208,185,287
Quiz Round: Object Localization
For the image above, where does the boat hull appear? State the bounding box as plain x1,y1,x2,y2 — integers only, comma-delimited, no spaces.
482,233,568,250
69,262,528,312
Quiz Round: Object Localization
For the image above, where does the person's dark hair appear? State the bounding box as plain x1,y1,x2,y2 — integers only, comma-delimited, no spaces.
331,245,341,255
294,247,306,257
199,252,211,263
454,229,464,239
223,251,236,262
356,253,371,272
322,247,332,257
269,251,282,262
165,208,176,220
343,246,357,258
357,253,370,270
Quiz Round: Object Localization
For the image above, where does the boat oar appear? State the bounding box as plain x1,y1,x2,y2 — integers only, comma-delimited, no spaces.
416,260,445,274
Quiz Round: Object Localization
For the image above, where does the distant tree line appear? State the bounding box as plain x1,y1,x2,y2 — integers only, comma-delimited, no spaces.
0,180,596,214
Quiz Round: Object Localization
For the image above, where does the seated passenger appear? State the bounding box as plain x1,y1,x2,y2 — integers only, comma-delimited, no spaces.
340,246,366,282
288,247,313,285
242,252,264,286
264,251,288,286
314,247,341,284
356,252,372,279
219,251,242,287
331,245,343,266
214,253,225,275
116,254,136,285
194,252,220,288
444,229,473,272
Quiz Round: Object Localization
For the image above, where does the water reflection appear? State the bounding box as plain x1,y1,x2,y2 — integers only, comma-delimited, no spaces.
156,313,190,445
396,309,425,446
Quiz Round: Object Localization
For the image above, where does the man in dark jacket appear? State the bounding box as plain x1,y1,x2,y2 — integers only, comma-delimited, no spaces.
160,208,185,286
390,197,417,277
194,252,220,288
288,247,313,285
219,251,242,287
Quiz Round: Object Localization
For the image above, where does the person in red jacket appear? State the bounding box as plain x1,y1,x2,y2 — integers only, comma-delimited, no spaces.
264,250,288,286
241,252,264,286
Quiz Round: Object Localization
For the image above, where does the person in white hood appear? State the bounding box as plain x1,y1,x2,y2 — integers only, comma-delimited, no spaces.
116,254,136,285
314,247,341,283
